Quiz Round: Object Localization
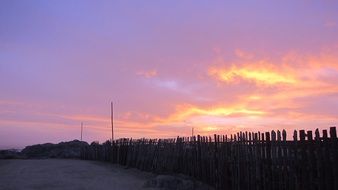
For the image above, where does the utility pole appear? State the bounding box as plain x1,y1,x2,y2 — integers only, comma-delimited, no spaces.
111,101,114,142
81,122,83,141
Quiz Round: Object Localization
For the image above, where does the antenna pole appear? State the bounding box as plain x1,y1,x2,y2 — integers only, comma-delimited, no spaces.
111,101,114,141
81,122,83,141
192,127,194,136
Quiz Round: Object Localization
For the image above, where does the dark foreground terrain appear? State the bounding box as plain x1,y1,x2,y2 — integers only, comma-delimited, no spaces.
0,159,158,190
0,159,213,190
0,140,89,159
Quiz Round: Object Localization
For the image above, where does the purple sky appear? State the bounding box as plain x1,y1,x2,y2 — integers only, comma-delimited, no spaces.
1,0,338,149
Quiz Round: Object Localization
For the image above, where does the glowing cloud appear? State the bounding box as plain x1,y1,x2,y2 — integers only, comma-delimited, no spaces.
156,104,265,124
208,62,297,85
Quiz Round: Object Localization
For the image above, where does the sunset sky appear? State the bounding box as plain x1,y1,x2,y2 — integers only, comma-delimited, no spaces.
1,1,338,149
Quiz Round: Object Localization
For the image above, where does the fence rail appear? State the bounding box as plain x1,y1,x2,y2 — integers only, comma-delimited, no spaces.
81,127,338,190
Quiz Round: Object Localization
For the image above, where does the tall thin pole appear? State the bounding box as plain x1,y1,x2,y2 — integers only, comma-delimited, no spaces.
192,127,194,136
81,122,83,141
111,101,114,141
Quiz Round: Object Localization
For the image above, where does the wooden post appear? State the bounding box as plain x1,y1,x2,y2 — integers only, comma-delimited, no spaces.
271,130,276,141
330,126,337,139
299,130,306,141
307,130,313,141
282,129,287,142
293,130,298,141
323,129,328,139
277,130,281,141
315,128,320,140
258,131,261,141
111,101,114,141
81,122,83,141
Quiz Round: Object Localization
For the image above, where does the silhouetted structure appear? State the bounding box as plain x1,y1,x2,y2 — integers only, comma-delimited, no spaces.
81,122,83,141
81,127,338,190
111,102,114,141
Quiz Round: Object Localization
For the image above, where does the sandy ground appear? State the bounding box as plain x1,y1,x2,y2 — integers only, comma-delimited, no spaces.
0,159,159,190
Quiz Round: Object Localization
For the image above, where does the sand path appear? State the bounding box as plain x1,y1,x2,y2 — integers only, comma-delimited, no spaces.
0,159,159,190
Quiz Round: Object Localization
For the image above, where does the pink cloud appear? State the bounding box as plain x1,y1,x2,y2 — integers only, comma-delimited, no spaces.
137,69,158,78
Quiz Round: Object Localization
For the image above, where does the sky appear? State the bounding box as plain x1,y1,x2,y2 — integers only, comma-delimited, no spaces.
1,0,338,149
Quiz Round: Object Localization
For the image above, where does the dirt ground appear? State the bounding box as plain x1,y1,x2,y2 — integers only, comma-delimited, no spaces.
0,159,159,190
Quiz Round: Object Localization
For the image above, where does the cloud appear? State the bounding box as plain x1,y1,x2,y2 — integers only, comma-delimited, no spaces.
208,48,338,87
208,62,297,85
154,79,179,90
202,48,338,132
234,49,254,59
154,104,265,125
2,47,338,146
137,69,158,78
150,79,206,100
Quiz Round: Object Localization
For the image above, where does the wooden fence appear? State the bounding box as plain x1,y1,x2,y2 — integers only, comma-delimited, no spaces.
81,127,338,190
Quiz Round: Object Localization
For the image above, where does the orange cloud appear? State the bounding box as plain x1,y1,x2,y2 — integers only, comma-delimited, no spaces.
155,104,265,124
208,60,297,85
137,69,158,78
209,48,338,88
204,49,338,131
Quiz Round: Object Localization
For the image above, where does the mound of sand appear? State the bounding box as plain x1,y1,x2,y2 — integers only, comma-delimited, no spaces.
0,149,22,159
21,140,88,159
